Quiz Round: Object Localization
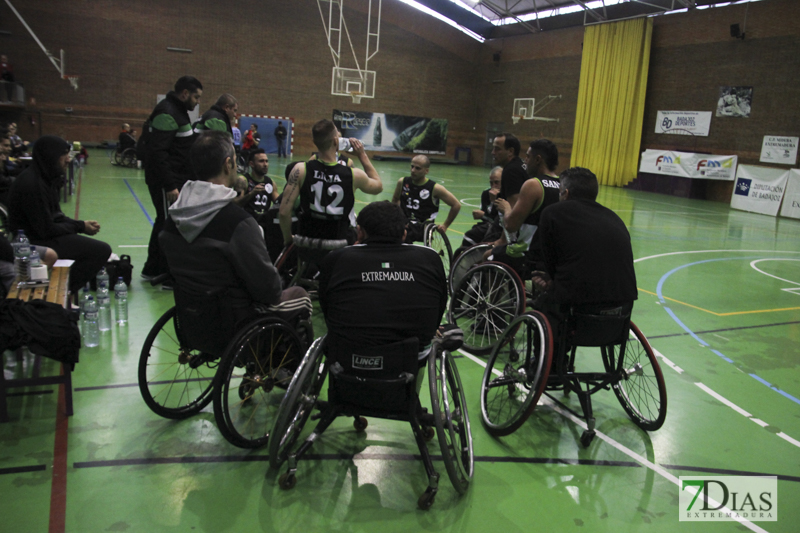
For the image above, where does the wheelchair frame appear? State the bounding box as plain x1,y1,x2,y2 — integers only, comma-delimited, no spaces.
138,305,312,448
268,335,474,510
113,147,138,168
480,309,667,447
422,222,453,285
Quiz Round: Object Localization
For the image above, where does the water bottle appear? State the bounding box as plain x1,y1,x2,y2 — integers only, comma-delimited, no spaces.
96,266,109,291
28,247,41,278
13,229,31,280
338,137,352,152
114,277,128,325
83,297,99,348
97,280,111,331
81,283,92,313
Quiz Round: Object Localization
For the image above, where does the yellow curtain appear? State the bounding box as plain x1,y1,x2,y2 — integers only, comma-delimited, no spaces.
571,18,652,187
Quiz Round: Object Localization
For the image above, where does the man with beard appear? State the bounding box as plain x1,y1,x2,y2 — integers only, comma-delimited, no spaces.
141,76,203,287
7,136,109,292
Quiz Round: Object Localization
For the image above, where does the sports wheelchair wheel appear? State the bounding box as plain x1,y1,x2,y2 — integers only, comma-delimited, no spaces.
448,262,526,355
602,321,667,431
269,336,328,469
429,345,474,494
449,243,491,295
138,307,216,419
424,224,453,281
113,149,124,165
120,147,137,168
213,317,305,448
274,244,299,289
480,312,553,436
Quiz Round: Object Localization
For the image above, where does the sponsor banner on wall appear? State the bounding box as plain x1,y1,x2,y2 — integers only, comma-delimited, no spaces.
779,169,800,220
655,111,712,136
332,110,448,154
760,135,799,165
730,165,789,217
639,149,737,180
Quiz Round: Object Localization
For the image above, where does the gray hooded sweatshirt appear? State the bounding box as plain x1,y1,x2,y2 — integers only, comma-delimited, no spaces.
160,180,282,309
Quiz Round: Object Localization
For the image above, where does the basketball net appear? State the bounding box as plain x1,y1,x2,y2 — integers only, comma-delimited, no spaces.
512,115,521,125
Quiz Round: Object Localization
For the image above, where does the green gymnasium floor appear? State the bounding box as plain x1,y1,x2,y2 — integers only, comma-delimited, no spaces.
2,149,799,532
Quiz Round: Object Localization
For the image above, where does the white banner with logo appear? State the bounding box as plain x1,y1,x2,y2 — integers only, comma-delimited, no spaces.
779,169,800,219
655,111,712,136
760,135,798,165
730,165,789,217
639,149,737,180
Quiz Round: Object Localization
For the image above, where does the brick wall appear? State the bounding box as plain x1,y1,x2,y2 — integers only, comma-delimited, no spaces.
1,0,797,174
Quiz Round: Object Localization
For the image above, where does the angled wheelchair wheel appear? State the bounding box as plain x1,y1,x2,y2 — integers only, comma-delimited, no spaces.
236,154,248,174
138,307,216,419
429,345,473,495
113,149,124,165
448,262,526,355
269,336,328,469
449,243,492,295
481,312,553,436
213,317,304,448
424,224,453,282
120,147,137,168
603,321,667,431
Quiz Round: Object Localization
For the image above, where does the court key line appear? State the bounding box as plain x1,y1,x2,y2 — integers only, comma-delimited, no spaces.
457,349,769,533
637,287,800,317
123,178,154,226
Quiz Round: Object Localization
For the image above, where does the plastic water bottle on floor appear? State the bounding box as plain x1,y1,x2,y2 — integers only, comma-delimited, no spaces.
114,277,128,325
13,229,31,280
83,297,99,348
97,280,111,331
96,266,109,291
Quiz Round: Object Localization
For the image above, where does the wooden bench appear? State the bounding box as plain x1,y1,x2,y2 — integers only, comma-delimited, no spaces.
1,266,74,423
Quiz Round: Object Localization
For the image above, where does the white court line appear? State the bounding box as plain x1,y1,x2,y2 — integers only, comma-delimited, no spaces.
695,382,752,417
457,349,769,533
634,249,800,264
653,348,683,374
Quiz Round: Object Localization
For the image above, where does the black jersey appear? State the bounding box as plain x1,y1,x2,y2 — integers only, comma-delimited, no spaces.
298,159,355,240
523,175,560,227
399,177,439,223
243,173,276,221
498,157,528,201
319,241,447,352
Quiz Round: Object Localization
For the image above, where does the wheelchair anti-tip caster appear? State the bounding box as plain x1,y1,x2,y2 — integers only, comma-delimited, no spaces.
418,487,437,510
353,416,368,432
279,471,297,490
580,430,595,448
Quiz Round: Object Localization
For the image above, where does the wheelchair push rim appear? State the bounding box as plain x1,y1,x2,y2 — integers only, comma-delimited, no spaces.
213,317,305,448
269,336,328,469
429,346,474,494
424,224,454,282
138,306,217,419
480,311,553,436
603,321,667,431
448,261,526,355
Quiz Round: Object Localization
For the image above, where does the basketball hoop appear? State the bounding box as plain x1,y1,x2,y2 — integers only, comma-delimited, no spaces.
349,91,364,104
64,75,79,90
512,114,522,125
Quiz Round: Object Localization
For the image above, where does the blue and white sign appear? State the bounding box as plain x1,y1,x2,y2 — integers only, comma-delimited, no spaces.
730,165,789,217
656,111,712,136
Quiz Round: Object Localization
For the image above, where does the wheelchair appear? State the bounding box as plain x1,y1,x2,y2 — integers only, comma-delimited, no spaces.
268,333,474,510
138,286,313,448
422,222,453,283
113,147,138,168
480,305,667,447
274,236,349,291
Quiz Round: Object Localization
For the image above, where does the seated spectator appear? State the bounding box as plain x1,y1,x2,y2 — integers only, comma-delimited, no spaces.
7,135,110,293
319,201,447,361
160,130,310,330
391,155,461,243
8,123,28,157
531,167,638,340
118,124,136,152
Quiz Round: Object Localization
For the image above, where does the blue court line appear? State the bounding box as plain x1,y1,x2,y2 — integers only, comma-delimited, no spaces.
124,178,153,226
657,256,800,406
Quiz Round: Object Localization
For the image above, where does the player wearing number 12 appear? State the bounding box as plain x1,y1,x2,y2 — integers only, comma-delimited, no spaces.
279,119,382,245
